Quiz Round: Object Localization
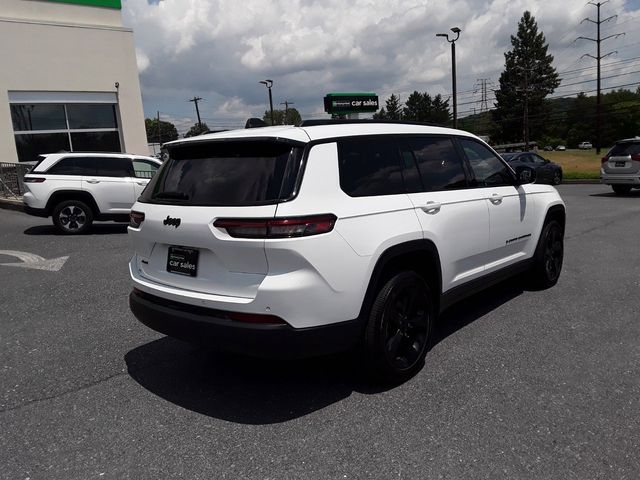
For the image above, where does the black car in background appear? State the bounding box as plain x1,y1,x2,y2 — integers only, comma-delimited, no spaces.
501,152,563,185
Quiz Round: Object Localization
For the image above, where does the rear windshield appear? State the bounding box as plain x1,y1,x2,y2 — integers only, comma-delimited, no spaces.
609,142,640,157
139,140,304,206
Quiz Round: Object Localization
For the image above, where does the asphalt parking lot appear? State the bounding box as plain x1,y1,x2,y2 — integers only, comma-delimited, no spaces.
1,184,639,480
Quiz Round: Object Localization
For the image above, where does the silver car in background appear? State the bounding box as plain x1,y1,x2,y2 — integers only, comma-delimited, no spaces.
601,137,640,195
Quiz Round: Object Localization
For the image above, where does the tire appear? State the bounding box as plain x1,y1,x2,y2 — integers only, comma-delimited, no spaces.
529,220,564,289
612,185,631,195
363,271,435,383
552,170,562,185
52,200,93,235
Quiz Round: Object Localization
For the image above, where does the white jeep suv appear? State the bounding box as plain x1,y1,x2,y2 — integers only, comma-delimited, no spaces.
22,152,161,234
128,121,565,381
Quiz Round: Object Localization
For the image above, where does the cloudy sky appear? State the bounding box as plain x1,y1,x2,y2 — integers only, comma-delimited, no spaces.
122,0,640,134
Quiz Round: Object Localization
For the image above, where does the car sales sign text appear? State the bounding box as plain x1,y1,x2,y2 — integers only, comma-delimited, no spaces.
324,93,379,114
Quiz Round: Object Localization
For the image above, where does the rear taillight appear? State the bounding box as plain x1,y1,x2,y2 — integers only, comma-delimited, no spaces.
129,210,145,228
214,214,337,239
601,156,609,164
23,177,46,183
631,154,640,162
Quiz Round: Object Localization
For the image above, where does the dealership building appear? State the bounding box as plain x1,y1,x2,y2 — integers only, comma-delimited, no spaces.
0,0,148,163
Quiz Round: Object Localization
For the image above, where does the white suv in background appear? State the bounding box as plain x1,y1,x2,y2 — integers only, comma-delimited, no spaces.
23,152,161,234
128,121,566,382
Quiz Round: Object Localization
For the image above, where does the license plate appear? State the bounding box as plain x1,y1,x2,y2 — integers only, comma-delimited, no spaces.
167,246,198,277
615,161,626,167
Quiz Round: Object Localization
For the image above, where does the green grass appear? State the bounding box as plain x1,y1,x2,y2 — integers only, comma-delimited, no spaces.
542,149,606,178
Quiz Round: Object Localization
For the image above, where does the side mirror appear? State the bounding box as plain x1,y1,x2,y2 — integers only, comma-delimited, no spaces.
514,165,536,185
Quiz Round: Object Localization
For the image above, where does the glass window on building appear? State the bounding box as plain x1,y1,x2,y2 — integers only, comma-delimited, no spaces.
11,103,122,162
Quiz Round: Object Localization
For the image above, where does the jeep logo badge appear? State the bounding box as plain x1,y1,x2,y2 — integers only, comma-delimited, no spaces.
163,216,181,228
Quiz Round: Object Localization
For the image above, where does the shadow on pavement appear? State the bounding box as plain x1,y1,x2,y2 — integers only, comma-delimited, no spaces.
590,190,640,198
23,224,128,236
125,277,527,425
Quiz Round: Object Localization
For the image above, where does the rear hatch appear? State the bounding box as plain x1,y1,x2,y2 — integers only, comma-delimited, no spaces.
602,141,640,175
130,138,305,299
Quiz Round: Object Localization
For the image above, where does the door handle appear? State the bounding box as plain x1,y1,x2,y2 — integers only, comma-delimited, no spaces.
421,201,441,214
136,181,147,186
86,179,100,184
489,193,502,205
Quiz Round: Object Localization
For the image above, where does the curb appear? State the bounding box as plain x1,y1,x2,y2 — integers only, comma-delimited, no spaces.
562,179,601,184
0,197,24,212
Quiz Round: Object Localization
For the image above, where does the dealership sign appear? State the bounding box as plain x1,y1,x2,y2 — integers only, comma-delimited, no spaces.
45,0,121,9
323,93,379,115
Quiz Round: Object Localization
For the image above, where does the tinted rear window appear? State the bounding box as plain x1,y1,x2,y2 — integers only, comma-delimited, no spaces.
47,157,95,175
400,137,467,192
140,141,303,206
609,142,640,157
46,157,132,177
337,137,405,197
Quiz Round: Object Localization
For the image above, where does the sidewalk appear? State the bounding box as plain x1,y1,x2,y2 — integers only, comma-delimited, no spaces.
0,196,24,212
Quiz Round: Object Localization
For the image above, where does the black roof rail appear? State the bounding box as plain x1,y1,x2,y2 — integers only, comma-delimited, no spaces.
297,119,446,128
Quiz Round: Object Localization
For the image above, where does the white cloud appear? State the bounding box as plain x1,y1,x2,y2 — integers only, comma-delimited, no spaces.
123,0,640,124
135,48,150,73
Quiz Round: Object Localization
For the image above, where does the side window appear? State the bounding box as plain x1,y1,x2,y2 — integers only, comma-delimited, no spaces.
47,157,96,175
337,137,404,197
401,137,467,192
95,157,133,177
530,154,546,166
47,158,80,175
459,139,514,187
133,159,160,179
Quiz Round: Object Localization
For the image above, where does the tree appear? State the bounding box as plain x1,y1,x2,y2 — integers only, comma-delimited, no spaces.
383,94,403,120
184,122,210,137
145,118,178,144
374,94,404,120
372,107,388,120
403,91,431,121
262,108,302,125
492,11,560,144
402,91,450,124
430,94,451,125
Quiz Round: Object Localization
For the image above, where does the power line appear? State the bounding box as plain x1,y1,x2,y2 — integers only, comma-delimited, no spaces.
575,0,625,153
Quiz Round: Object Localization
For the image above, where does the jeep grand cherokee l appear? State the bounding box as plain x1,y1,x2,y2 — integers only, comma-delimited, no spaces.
128,121,565,382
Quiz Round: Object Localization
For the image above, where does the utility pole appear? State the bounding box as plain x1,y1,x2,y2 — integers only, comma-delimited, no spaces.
188,96,203,127
280,100,294,124
156,110,161,147
515,66,535,150
577,1,624,154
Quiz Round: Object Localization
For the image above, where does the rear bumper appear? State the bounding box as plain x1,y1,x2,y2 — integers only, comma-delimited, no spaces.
129,289,362,358
600,174,640,185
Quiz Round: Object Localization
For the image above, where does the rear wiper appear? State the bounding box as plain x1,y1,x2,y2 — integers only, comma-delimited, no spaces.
153,191,190,200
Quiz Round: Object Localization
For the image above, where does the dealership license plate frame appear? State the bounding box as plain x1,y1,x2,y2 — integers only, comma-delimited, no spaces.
167,246,199,277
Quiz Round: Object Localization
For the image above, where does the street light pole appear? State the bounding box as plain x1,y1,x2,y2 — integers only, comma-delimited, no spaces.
436,27,461,129
259,79,274,125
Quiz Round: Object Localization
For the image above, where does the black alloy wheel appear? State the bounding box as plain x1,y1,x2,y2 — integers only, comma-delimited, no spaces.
530,219,564,288
365,271,434,382
543,222,563,283
552,170,562,185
